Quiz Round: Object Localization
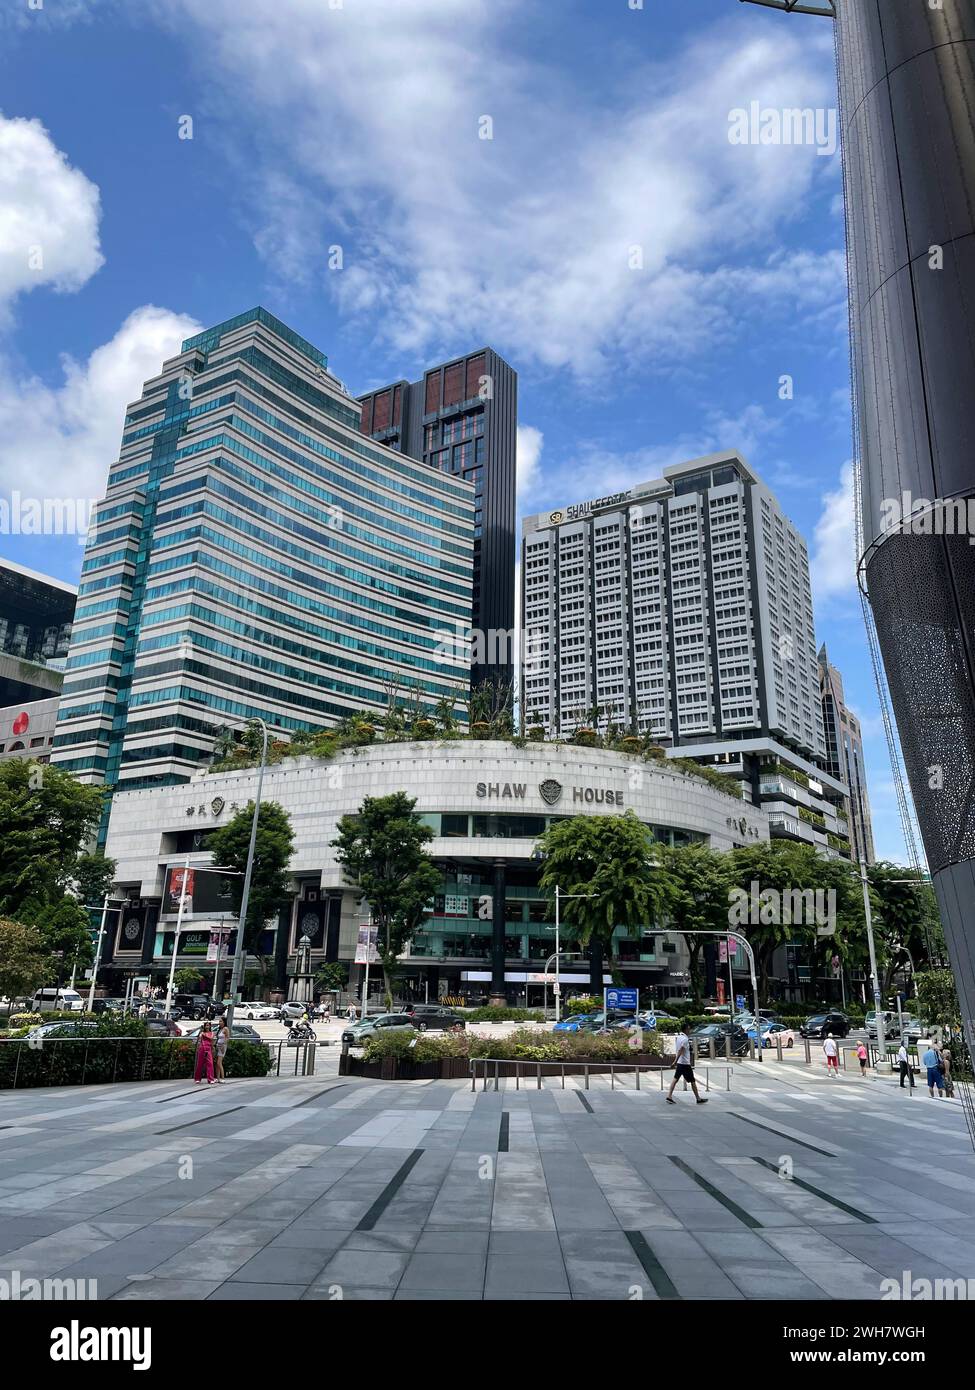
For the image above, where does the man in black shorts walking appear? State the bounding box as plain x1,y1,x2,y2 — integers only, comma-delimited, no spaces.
666,1023,708,1105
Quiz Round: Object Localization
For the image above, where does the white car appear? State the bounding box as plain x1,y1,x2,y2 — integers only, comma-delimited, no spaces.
235,1002,278,1021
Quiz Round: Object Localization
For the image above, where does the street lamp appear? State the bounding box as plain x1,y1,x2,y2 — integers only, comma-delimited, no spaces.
225,717,270,1031
161,859,244,1018
85,896,126,1012
552,886,605,1022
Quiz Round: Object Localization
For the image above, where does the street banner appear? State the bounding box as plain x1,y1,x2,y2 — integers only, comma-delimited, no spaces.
206,929,231,963
354,923,380,964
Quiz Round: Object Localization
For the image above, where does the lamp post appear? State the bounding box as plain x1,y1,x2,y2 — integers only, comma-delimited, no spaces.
225,717,269,1031
552,887,604,1022
85,896,125,1012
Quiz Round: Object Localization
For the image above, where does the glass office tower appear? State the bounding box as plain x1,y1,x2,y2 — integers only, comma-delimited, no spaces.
357,347,516,690
52,308,474,791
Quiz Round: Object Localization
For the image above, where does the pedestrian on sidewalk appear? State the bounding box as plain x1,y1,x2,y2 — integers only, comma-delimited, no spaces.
823,1032,839,1077
856,1039,868,1077
922,1043,946,1098
666,1024,708,1106
896,1040,915,1089
214,1017,230,1084
941,1047,954,1098
194,1021,215,1084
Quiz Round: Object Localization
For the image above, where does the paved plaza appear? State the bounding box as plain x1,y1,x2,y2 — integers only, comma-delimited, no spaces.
0,1061,972,1301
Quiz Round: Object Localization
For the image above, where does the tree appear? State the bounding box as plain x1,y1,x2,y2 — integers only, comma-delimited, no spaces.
332,792,441,1007
536,812,668,994
315,961,348,995
206,802,295,961
0,761,106,916
728,843,863,1003
29,896,94,983
174,967,205,992
73,852,118,909
868,863,944,991
657,844,736,1004
0,919,50,1000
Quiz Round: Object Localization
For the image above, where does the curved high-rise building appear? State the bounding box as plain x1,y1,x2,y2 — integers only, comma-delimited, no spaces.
738,1,975,1044
835,1,975,1043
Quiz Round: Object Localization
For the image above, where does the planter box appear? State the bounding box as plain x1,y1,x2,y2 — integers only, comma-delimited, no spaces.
339,1052,671,1080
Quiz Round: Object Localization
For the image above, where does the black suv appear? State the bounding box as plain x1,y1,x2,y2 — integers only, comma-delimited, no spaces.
402,1004,466,1032
800,1011,850,1039
173,994,224,1021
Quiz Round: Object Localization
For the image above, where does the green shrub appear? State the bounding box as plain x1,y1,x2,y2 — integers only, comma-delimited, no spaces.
359,1025,663,1065
464,1006,544,1022
9,1012,43,1028
566,996,599,1016
224,1040,275,1077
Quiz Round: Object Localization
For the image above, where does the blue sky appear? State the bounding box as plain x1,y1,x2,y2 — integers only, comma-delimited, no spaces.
0,0,903,857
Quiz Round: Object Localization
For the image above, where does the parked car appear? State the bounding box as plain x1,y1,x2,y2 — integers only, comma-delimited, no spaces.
30,987,85,1013
182,1022,262,1044
173,994,223,1020
799,1011,851,1039
25,1021,100,1040
902,1017,928,1044
235,1001,279,1021
341,1013,415,1046
141,1004,185,1024
748,1021,795,1048
90,997,126,1015
689,1023,750,1057
553,1013,598,1033
866,1010,900,1040
403,1006,466,1032
144,1017,182,1038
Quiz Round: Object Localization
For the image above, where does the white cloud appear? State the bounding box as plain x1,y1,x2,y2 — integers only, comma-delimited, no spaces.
516,425,543,505
0,305,202,509
540,403,782,506
153,1,843,375
811,459,857,602
0,113,103,315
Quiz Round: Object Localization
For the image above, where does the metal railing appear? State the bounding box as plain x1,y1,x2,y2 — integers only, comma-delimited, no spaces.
469,1057,732,1092
0,1034,320,1089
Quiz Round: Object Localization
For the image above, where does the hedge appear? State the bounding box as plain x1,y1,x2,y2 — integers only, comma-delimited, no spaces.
361,1025,665,1064
463,1006,545,1023
0,1035,273,1088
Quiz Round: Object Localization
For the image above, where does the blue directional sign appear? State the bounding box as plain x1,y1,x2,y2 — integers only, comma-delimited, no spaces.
607,988,639,1011
644,1014,657,1030
735,994,746,1010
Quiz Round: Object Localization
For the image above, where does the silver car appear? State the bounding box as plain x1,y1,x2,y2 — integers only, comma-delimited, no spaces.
341,1013,415,1046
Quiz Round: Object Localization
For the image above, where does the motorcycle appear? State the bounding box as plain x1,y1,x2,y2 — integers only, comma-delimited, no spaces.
287,1019,318,1045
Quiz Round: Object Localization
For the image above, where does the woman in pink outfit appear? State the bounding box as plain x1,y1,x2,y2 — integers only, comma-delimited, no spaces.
194,1022,215,1084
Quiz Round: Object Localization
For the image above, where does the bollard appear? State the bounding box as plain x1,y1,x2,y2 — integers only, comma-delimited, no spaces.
304,1042,316,1076
726,1067,731,1091
537,1062,542,1090
725,1034,732,1061
804,1037,812,1064
776,1035,783,1063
